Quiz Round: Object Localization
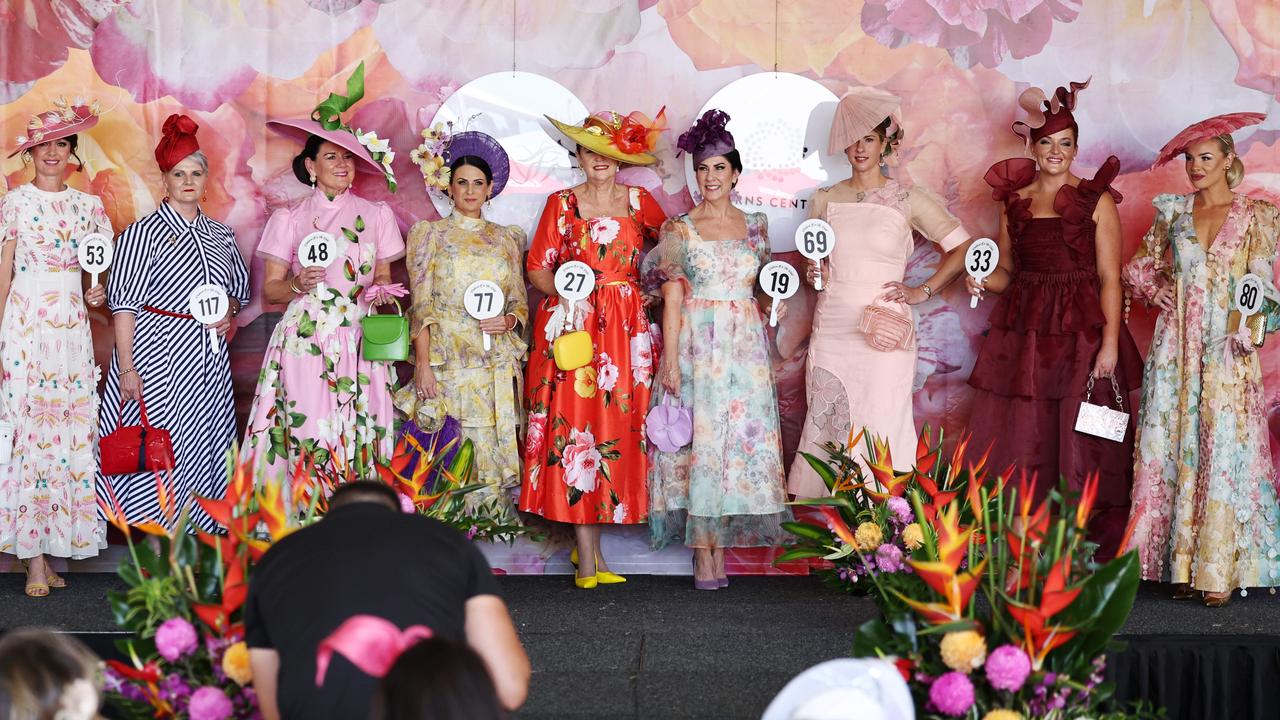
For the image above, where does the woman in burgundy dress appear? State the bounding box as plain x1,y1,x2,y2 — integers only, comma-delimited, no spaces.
965,80,1141,558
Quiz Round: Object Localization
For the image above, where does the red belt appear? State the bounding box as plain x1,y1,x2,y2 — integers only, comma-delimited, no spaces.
143,305,195,320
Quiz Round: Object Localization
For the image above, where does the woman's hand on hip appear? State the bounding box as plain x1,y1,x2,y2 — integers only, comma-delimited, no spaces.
1152,285,1175,313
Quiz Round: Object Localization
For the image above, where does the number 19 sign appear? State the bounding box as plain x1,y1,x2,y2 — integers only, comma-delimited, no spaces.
964,238,999,309
759,260,799,328
464,280,505,352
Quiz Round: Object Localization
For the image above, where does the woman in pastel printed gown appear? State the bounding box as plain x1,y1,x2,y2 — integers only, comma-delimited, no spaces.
399,131,527,527
790,88,971,498
0,99,109,596
1123,114,1280,607
643,109,789,590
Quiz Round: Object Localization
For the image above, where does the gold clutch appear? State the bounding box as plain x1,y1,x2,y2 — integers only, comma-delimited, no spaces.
1228,310,1268,348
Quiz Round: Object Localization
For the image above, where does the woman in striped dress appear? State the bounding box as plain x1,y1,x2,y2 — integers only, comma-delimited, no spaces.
95,115,249,532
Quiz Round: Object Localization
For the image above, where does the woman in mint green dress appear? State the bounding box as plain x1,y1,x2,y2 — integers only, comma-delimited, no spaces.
643,110,790,589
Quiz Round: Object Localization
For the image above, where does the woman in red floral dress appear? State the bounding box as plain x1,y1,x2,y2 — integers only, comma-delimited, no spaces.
520,109,666,589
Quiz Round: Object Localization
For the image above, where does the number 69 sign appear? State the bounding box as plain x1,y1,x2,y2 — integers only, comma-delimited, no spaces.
464,280,505,352
759,260,799,328
299,231,337,296
1236,273,1265,317
964,238,1000,309
794,219,836,291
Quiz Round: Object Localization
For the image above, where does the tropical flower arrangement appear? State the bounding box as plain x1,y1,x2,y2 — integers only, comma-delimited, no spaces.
99,428,514,719
781,427,1160,719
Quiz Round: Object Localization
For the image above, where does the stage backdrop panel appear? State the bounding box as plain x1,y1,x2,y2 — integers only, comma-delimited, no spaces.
2,0,1278,573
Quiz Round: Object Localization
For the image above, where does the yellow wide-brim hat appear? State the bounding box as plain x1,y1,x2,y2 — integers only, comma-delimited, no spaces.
547,108,666,166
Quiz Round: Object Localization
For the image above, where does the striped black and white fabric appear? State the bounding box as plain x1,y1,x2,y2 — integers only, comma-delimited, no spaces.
95,201,249,533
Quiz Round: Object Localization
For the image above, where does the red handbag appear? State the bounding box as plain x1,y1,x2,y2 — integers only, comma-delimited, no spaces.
99,397,175,476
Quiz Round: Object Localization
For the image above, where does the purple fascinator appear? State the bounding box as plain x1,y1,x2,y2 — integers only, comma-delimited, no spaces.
676,109,736,165
443,131,511,198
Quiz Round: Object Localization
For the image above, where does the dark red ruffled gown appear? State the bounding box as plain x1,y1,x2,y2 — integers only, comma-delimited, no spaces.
967,156,1142,558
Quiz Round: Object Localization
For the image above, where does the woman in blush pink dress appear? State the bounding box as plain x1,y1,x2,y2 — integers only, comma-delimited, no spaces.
242,63,404,479
789,88,972,498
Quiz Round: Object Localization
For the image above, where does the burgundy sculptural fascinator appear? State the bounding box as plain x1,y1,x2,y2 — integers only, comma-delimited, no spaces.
1152,112,1266,168
1012,78,1090,144
676,108,736,165
315,615,433,686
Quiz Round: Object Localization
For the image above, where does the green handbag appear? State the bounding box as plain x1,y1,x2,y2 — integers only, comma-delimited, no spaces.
361,298,409,361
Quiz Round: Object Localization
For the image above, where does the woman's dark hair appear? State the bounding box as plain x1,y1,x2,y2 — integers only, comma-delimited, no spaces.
872,117,904,158
449,155,493,184
372,638,507,720
291,134,326,185
329,480,400,511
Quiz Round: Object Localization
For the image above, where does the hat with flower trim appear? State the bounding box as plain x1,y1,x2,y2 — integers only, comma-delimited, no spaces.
546,108,666,166
9,96,102,158
410,123,510,199
266,62,397,191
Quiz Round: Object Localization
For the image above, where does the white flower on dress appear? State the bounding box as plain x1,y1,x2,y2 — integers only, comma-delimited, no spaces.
316,416,339,444
589,218,620,245
613,502,627,523
630,333,653,386
283,331,308,357
333,295,360,326
560,428,602,494
596,352,619,392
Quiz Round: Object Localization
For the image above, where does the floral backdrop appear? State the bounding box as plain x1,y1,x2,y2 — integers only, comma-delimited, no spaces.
2,0,1278,572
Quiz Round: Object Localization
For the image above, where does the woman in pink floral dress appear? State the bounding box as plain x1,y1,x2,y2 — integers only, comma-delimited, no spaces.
0,99,109,596
242,68,403,480
1124,114,1280,607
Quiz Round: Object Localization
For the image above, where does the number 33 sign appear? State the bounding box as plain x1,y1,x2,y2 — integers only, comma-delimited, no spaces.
964,238,1000,309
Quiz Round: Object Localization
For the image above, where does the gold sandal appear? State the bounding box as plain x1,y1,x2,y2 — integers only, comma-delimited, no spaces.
21,560,50,598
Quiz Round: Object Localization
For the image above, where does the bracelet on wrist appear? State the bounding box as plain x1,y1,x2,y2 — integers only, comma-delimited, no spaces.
920,283,934,299
119,368,136,377
288,277,302,294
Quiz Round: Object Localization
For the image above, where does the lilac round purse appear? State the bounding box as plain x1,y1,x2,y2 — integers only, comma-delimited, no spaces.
645,394,693,453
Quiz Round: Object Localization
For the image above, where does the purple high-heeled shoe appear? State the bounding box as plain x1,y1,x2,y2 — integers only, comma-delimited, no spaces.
693,558,718,591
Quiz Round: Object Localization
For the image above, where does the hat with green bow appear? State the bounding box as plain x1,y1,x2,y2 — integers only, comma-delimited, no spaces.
267,61,397,191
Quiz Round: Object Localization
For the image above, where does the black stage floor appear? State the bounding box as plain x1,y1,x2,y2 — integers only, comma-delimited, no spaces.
2,574,1278,719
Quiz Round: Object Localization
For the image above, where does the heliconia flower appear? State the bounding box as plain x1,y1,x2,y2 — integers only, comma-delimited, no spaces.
817,506,857,548
862,435,912,501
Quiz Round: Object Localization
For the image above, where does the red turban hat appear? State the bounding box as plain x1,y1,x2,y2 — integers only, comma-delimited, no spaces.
155,114,200,172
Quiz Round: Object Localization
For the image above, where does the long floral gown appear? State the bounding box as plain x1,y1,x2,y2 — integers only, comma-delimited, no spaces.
966,158,1142,559
520,186,664,525
0,185,108,560
397,213,528,524
1123,192,1280,593
243,189,405,478
642,212,790,550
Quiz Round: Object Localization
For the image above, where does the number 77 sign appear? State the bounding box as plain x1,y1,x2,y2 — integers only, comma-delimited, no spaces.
464,280,505,352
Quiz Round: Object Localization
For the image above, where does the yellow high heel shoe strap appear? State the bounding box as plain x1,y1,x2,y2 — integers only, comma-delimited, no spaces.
574,574,598,590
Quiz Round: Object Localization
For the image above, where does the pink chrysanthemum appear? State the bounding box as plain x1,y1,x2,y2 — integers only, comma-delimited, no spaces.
986,644,1032,691
929,671,975,717
188,686,233,720
155,617,198,662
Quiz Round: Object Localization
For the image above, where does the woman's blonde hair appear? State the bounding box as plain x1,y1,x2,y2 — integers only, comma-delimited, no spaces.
1214,133,1245,188
0,630,101,720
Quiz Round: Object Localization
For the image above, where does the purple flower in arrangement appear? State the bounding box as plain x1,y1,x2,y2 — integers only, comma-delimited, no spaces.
159,673,193,703
155,617,199,662
985,644,1032,691
886,496,913,525
928,671,975,717
189,687,234,720
875,543,904,573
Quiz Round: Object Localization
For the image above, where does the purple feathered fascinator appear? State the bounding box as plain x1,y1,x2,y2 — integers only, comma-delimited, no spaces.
676,109,736,165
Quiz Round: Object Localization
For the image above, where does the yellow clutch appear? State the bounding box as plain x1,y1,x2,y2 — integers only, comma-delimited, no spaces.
1228,310,1268,348
553,330,593,371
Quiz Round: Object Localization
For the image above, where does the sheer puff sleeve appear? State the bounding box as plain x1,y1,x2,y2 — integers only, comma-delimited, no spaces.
907,187,967,251
1122,194,1180,305
640,217,691,299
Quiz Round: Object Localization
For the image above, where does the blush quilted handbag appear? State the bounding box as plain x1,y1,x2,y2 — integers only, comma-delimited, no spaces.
858,300,915,352
99,396,175,476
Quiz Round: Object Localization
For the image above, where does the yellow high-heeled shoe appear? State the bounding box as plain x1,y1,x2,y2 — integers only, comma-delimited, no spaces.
574,574,598,589
570,548,626,584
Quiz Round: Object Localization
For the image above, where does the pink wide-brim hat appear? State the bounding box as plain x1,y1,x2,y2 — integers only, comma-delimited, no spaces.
828,87,902,156
1152,112,1266,169
266,118,382,176
9,101,100,158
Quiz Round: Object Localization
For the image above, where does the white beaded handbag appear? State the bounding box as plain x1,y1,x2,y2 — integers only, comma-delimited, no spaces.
1074,375,1128,443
